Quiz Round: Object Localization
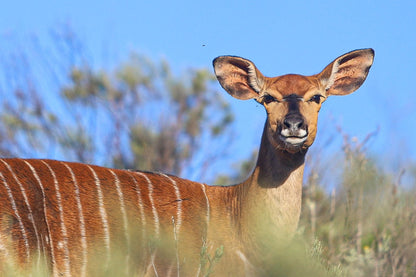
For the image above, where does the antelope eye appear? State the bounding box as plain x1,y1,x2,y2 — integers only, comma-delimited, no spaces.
262,94,278,104
309,94,323,104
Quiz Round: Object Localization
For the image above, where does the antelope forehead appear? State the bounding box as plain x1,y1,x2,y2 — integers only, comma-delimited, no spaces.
268,74,319,98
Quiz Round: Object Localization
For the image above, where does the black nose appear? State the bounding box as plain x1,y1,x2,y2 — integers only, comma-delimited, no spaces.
284,114,305,130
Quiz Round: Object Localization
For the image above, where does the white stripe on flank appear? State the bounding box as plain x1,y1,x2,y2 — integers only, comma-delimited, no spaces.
0,172,30,260
0,229,11,262
163,174,181,277
23,160,56,273
127,172,146,241
135,172,159,237
161,174,182,233
0,159,42,263
235,250,255,274
109,170,129,241
109,169,130,270
200,183,210,228
41,160,71,276
87,165,111,264
151,252,160,277
62,162,87,277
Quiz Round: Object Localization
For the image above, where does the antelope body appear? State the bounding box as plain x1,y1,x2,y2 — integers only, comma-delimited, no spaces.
0,49,374,276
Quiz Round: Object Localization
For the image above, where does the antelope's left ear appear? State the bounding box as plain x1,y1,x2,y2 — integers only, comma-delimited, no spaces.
318,49,375,96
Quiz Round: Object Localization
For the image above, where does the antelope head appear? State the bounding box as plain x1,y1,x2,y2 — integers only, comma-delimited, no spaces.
213,49,374,154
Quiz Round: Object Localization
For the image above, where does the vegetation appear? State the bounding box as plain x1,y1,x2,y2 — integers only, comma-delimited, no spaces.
0,28,233,183
0,28,415,276
300,131,416,276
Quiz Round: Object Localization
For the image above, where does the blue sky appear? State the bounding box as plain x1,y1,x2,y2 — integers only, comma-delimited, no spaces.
1,0,415,179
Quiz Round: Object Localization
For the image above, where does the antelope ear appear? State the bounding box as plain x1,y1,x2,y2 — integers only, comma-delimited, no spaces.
318,49,375,96
213,56,265,100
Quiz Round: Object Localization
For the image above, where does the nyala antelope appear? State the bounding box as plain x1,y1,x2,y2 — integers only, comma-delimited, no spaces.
0,49,374,276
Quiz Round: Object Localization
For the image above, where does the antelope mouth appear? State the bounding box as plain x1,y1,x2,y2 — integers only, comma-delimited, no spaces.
279,135,308,146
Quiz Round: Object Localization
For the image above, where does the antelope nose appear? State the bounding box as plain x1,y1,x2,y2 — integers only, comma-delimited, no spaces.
284,115,305,131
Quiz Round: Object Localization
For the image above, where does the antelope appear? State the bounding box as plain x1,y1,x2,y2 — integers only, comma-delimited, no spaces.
0,49,374,276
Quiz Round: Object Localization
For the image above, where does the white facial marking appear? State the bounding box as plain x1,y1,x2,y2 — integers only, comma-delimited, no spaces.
280,129,308,138
282,136,308,145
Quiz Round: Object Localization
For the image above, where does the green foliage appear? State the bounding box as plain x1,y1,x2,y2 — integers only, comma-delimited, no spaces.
199,243,224,277
0,32,234,182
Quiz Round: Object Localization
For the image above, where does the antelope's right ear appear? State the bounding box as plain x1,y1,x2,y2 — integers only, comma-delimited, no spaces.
213,56,265,100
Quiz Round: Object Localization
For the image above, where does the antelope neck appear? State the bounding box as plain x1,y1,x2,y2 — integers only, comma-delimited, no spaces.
235,124,307,235
245,123,307,190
